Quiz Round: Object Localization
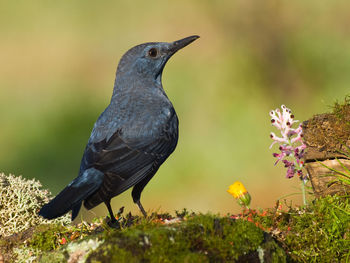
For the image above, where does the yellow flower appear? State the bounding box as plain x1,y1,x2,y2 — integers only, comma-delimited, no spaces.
227,181,251,208
227,181,247,198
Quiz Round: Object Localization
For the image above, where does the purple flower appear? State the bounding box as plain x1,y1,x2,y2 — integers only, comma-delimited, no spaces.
269,105,308,181
282,159,293,168
286,166,295,179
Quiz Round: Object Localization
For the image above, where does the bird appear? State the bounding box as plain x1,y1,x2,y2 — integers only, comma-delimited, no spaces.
39,35,199,226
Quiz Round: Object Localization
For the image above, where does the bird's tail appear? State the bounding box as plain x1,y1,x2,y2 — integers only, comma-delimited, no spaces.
39,168,104,221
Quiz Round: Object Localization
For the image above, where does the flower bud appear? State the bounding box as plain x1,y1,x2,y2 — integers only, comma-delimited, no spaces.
227,181,251,208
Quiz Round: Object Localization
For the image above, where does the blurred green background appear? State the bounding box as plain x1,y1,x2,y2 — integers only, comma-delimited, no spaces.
1,0,350,220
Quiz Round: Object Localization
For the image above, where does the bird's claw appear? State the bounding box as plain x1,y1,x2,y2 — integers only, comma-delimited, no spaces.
106,217,121,229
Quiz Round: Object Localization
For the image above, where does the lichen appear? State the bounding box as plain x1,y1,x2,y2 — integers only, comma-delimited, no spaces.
37,238,103,263
13,247,40,263
0,173,70,238
66,238,103,263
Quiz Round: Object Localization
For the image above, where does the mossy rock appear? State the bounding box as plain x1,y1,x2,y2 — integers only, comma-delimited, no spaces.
84,214,286,263
302,99,350,197
302,113,350,161
6,214,286,262
2,213,285,262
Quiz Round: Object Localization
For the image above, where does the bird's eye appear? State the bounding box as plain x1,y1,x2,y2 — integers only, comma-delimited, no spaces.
148,48,158,58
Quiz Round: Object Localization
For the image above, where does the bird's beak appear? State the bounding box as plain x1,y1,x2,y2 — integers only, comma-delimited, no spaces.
168,35,200,54
155,35,199,81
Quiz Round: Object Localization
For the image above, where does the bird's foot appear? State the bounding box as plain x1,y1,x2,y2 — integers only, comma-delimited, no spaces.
106,217,121,229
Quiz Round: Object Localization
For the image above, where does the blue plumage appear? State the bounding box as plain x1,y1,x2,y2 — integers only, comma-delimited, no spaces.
39,36,199,225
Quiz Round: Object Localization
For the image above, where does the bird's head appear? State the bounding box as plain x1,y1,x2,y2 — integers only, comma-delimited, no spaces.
115,35,199,86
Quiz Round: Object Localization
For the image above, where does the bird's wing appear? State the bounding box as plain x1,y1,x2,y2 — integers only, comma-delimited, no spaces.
80,107,178,208
84,106,178,164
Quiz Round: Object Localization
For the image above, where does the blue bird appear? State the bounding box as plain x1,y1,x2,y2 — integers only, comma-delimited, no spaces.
39,35,199,226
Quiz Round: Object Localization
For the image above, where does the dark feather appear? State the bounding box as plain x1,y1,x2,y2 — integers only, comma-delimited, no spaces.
82,109,178,209
39,168,104,220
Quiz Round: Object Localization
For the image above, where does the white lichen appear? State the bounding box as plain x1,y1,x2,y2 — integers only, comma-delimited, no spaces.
0,173,70,237
257,246,264,263
66,239,103,263
12,247,40,263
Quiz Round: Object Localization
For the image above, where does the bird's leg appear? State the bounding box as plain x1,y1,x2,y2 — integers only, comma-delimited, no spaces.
132,176,155,217
105,201,120,228
136,200,148,217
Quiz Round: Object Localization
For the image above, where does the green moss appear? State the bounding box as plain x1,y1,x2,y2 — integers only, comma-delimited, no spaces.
260,234,288,263
26,197,346,262
333,95,350,127
286,196,349,262
29,224,66,251
39,251,66,263
1,211,288,262
253,195,350,262
0,223,66,262
87,214,285,263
